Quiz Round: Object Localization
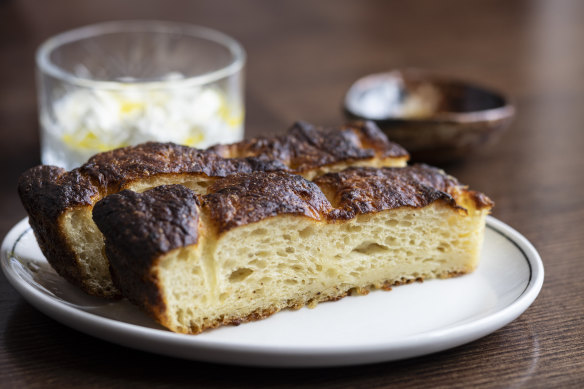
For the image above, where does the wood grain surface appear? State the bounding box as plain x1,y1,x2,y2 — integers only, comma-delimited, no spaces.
1,0,583,387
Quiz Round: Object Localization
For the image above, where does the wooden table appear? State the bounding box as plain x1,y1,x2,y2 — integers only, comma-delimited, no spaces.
1,0,583,387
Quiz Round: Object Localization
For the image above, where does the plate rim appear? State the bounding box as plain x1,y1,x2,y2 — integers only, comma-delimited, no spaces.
1,216,544,367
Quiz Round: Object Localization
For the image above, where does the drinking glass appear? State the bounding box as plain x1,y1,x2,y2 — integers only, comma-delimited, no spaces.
36,20,246,169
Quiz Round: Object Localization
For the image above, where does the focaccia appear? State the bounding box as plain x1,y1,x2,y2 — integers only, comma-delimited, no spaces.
17,121,408,298
92,165,492,334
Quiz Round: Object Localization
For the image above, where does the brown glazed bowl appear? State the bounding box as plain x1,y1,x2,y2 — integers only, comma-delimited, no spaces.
344,69,515,164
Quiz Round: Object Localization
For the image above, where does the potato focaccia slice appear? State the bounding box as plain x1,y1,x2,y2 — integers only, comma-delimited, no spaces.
92,164,492,334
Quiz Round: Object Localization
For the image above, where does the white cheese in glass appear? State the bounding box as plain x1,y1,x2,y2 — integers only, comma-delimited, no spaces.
41,77,243,170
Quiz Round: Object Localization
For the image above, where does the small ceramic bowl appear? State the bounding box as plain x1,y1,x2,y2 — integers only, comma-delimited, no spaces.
344,69,515,163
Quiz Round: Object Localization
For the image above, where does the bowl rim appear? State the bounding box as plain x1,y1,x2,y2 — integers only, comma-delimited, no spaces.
344,69,515,123
36,20,246,90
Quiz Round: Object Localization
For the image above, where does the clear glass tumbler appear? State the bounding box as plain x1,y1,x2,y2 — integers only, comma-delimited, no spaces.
36,20,246,170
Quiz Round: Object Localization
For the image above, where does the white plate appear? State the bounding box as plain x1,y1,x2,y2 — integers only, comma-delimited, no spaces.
1,216,543,367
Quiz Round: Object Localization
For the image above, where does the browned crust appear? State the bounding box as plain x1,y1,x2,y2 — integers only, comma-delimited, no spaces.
80,142,289,195
314,164,462,218
315,164,493,215
203,171,332,233
202,164,491,232
93,185,200,258
208,121,408,172
466,189,495,210
93,185,200,317
17,165,97,291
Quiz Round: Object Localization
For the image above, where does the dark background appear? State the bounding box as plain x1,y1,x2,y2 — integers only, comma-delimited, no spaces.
1,1,583,387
